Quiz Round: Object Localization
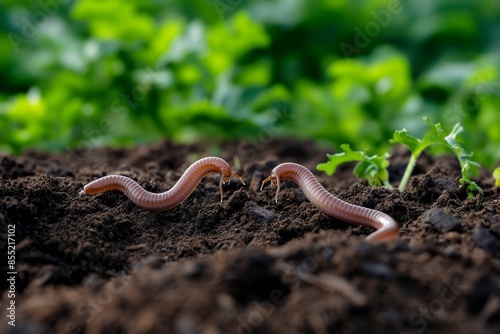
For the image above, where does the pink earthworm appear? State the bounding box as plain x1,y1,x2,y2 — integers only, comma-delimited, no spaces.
261,163,399,242
82,157,245,211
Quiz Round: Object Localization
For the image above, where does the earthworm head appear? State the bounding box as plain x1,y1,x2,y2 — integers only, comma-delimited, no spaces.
260,173,281,203
218,168,246,202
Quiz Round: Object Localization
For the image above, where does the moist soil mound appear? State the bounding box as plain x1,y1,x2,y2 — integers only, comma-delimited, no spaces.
1,139,500,334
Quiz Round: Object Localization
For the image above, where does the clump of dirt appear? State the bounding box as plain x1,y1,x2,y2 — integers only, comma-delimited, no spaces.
1,139,500,334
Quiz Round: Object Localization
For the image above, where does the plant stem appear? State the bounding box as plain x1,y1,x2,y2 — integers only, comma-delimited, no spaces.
398,154,418,192
383,180,393,190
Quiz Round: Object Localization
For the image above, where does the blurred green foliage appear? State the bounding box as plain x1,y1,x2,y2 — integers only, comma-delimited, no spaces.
1,0,499,166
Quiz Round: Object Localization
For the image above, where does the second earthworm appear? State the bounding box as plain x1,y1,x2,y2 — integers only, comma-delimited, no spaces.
261,162,399,242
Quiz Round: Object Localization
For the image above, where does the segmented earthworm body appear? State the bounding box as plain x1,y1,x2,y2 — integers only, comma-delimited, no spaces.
82,157,245,211
261,163,399,242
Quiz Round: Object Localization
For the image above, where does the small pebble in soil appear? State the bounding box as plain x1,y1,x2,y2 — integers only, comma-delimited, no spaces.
472,227,500,257
245,201,279,224
422,208,461,232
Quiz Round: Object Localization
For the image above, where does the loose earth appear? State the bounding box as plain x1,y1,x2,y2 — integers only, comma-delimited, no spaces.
1,139,499,333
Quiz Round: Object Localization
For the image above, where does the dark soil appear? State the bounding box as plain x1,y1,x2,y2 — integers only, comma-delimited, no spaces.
1,139,500,334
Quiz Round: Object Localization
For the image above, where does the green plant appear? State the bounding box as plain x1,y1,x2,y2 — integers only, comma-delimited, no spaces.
317,117,483,196
494,167,500,187
390,117,482,195
317,144,392,188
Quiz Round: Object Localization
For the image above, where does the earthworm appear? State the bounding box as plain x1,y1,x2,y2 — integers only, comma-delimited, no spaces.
261,163,399,242
82,157,245,211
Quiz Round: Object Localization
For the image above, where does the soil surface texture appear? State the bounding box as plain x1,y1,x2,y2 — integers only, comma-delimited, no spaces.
1,139,500,334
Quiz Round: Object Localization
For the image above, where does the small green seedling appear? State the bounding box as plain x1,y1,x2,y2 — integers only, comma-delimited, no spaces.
317,117,483,197
390,117,482,195
317,144,392,188
494,167,500,187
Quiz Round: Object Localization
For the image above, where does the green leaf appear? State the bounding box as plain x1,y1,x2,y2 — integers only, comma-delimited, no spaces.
317,144,391,187
317,144,361,175
390,116,448,157
493,167,500,188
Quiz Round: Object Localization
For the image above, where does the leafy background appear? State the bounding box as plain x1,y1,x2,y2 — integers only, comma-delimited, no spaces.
1,0,499,167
